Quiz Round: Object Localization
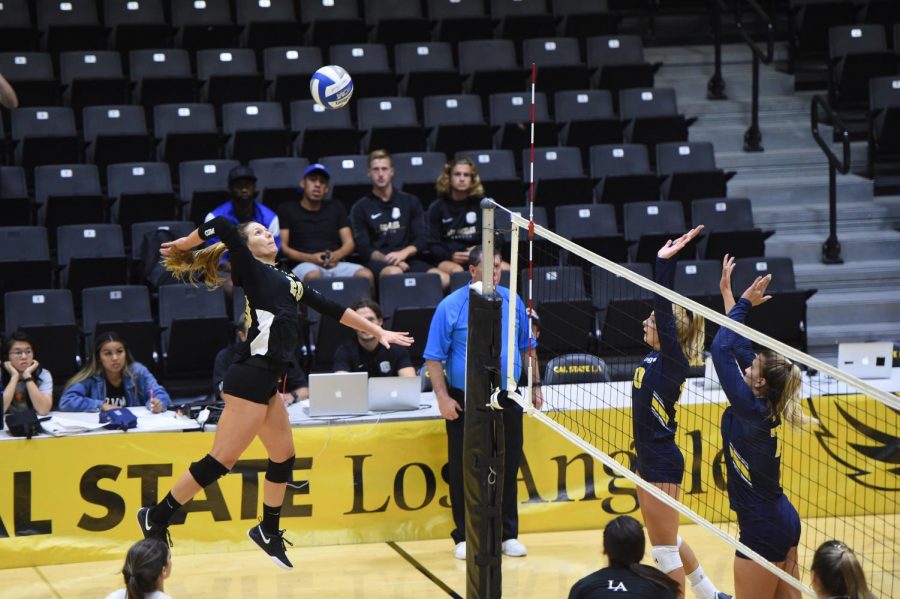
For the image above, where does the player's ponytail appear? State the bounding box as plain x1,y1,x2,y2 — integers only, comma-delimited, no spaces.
673,304,705,366
811,540,876,599
603,516,681,596
162,242,228,290
760,350,817,427
121,538,169,599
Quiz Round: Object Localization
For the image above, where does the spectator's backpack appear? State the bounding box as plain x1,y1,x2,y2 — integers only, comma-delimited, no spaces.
139,228,178,289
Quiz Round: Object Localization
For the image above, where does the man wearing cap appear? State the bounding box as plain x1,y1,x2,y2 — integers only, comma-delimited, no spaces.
204,165,281,249
277,163,374,290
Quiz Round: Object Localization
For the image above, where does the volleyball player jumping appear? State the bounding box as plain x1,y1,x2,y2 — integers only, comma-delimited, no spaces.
137,217,412,569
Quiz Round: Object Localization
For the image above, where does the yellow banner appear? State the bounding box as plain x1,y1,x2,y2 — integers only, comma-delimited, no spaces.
0,394,896,567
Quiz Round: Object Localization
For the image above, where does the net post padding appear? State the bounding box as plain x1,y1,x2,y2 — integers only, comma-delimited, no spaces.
464,288,504,599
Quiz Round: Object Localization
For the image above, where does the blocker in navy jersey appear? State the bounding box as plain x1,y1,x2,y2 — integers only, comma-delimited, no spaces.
631,257,688,484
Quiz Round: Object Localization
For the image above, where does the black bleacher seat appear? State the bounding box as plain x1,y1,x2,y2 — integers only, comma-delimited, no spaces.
83,106,154,178
0,227,53,300
526,146,593,225
591,261,653,313
828,25,896,108
395,42,461,104
788,0,856,63
81,285,156,367
490,0,556,47
544,353,610,384
691,197,772,260
0,166,30,225
131,221,195,262
108,163,179,241
0,0,38,52
328,43,396,100
867,75,900,174
590,143,660,225
129,49,196,114
290,99,360,161
11,107,81,174
673,259,723,299
392,151,447,208
495,204,553,266
357,96,426,153
318,154,371,213
153,103,221,169
427,0,492,44
860,1,900,45
587,35,657,106
656,141,735,220
179,159,239,225
456,149,523,205
196,49,265,112
490,92,557,163
36,0,106,54
423,94,492,158
623,201,691,264
593,262,653,378
379,272,443,365
171,0,240,52
555,203,628,263
56,224,128,309
529,265,594,357
365,0,430,46
4,288,80,381
222,101,291,163
0,52,57,107
300,0,366,48
104,0,173,54
449,270,472,291
249,156,309,212
458,39,526,101
265,47,323,107
555,90,621,158
619,88,694,156
158,284,230,376
59,51,130,125
307,276,371,370
552,0,619,42
34,164,105,234
523,37,591,95
236,0,304,54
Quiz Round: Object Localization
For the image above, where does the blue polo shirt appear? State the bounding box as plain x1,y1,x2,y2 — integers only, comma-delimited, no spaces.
423,284,534,391
204,200,281,250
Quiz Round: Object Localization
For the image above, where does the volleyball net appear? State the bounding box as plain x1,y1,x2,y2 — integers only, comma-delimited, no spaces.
486,202,899,597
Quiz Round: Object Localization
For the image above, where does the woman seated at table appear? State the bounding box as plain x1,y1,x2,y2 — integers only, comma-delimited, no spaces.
60,331,170,413
2,331,53,416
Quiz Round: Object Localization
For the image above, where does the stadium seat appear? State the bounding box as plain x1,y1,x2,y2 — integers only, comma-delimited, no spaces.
249,156,309,211
529,265,594,357
153,103,221,170
828,25,895,107
867,75,900,175
392,151,447,208
449,270,472,291
427,0,492,44
526,146,593,225
523,37,591,95
34,164,104,234
365,0,430,46
0,0,38,52
490,0,556,47
290,99,360,161
552,0,619,42
83,106,154,178
594,262,654,375
222,101,291,163
691,197,772,260
656,141,736,220
379,272,444,365
591,261,653,313
171,0,239,52
129,49,196,114
4,288,80,382
196,49,265,112
423,94,492,158
0,52,57,107
178,159,239,225
555,203,628,263
307,276,371,371
496,204,553,266
107,163,179,241
860,1,900,46
131,220,195,262
587,35,658,106
673,259,722,298
619,88,694,157
328,43,396,100
0,227,53,303
11,107,81,174
104,0,172,54
59,51,130,125
788,0,856,64
236,0,303,54
589,144,660,225
300,0,366,48
544,353,610,384
490,92,557,164
555,90,621,159
458,39,526,101
36,0,106,54
318,154,371,213
81,285,156,367
357,96,426,153
56,224,128,309
158,284,230,376
395,42,461,104
265,47,324,107
623,201,691,263
0,166,31,225
455,149,523,206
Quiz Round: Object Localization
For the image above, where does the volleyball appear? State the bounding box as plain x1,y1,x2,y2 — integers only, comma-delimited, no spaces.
310,65,353,109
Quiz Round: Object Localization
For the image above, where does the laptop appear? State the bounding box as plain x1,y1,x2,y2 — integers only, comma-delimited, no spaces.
368,376,421,412
837,342,894,379
308,372,369,416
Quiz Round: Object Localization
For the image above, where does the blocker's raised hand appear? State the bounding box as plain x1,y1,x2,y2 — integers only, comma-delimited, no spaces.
657,225,704,259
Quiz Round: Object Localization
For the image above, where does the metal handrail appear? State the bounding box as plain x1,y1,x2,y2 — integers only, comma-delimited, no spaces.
810,94,851,264
734,0,775,64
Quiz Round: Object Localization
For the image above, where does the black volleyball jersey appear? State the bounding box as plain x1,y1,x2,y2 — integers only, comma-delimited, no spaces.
200,217,346,368
426,196,483,262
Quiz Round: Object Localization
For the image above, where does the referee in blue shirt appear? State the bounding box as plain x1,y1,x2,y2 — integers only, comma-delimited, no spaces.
423,246,542,561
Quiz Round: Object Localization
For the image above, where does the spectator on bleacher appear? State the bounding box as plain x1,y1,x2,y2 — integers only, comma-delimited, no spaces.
0,73,18,109
333,298,416,378
810,540,875,599
105,537,172,599
214,314,308,405
60,331,170,413
350,149,449,289
428,158,485,277
277,163,374,292
2,332,52,416
204,166,281,249
568,515,679,599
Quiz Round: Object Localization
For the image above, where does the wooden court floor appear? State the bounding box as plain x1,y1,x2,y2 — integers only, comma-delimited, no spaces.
5,517,895,598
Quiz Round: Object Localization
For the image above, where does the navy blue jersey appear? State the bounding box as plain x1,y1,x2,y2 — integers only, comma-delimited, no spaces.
200,217,345,368
426,195,482,262
711,299,784,510
631,257,688,446
349,190,428,260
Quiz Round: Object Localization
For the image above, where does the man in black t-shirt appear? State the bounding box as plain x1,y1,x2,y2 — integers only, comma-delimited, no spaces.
277,163,374,292
333,299,416,378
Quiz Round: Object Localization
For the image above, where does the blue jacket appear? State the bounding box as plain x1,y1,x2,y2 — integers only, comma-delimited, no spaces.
59,362,171,412
204,199,281,250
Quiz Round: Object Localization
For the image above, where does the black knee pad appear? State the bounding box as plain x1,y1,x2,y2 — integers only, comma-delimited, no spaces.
189,454,230,488
265,455,295,484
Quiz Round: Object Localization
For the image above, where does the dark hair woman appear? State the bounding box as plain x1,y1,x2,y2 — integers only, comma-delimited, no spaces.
810,541,875,599
2,331,52,416
104,537,172,599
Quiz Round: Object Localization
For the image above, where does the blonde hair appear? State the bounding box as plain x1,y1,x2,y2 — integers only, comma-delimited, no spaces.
673,304,705,366
161,222,253,290
811,541,875,599
435,158,484,199
65,331,138,395
760,350,815,427
368,148,392,167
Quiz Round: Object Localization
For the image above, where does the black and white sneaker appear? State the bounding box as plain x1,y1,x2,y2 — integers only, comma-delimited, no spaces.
248,523,294,569
137,507,172,546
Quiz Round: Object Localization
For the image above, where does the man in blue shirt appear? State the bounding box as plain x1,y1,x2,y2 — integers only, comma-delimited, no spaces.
423,246,542,561
204,165,281,249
